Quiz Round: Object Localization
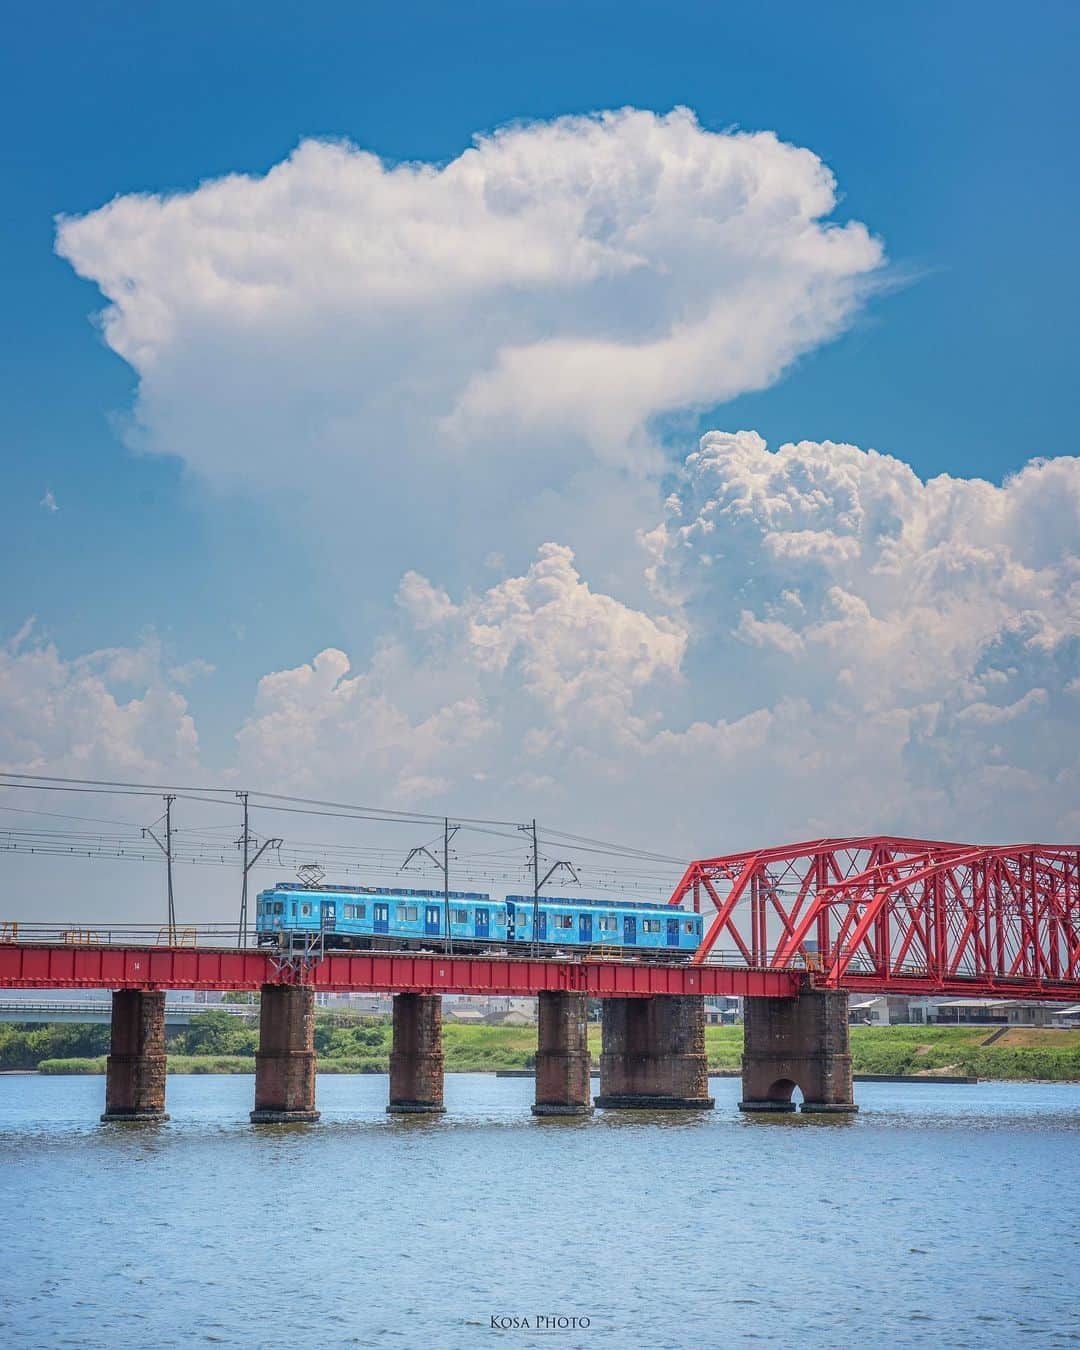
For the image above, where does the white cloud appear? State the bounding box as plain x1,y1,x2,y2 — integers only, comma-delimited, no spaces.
234,647,493,805
4,432,1077,858
230,434,1078,846
641,431,1080,841
32,97,1080,848
55,108,883,592
4,432,1075,850
0,623,199,778
40,489,58,513
234,543,685,799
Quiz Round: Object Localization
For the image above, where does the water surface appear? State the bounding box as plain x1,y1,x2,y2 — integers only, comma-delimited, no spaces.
2,1074,1078,1348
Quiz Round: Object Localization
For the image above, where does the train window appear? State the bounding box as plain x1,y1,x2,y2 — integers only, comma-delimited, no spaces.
684,921,695,933
555,915,574,929
517,912,528,924
274,902,284,915
397,905,418,921
451,908,468,923
494,912,505,924
641,919,660,933
301,903,312,917
357,905,366,918
598,917,616,931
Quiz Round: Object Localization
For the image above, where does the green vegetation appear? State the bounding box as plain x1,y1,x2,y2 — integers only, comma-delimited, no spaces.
37,1056,108,1075
11,1015,1080,1080
848,1024,1080,1081
0,1022,110,1070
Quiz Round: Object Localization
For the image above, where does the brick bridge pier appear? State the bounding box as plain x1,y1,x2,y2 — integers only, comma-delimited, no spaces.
94,981,856,1123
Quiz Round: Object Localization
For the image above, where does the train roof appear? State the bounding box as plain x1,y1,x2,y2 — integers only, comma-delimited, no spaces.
258,883,692,913
505,894,690,914
262,883,491,901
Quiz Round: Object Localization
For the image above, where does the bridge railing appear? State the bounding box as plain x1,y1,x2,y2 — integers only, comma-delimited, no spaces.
0,922,245,948
0,923,761,969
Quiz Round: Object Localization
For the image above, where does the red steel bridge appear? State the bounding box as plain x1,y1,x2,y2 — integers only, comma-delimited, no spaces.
670,835,1080,1000
1,835,1076,1002
1,833,1076,1119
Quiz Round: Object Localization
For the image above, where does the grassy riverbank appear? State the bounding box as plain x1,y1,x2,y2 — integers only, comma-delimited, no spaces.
27,1022,1080,1080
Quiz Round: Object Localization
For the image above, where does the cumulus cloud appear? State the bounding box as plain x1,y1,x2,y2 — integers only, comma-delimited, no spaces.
235,543,685,799
0,622,200,778
4,433,1076,851
55,108,883,591
234,645,493,804
231,434,1078,845
40,489,58,513
4,429,1075,853
641,431,1080,840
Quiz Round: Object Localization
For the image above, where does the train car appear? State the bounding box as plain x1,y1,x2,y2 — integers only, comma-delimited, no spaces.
257,882,703,959
506,895,701,955
255,882,495,951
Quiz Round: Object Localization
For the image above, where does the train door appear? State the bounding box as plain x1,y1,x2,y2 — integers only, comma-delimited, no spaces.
425,905,441,936
374,902,389,934
538,911,548,942
475,907,490,939
623,914,637,945
578,912,593,944
320,901,336,933
666,917,680,948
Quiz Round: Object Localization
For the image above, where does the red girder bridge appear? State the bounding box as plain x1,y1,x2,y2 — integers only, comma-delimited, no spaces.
1,835,1075,1121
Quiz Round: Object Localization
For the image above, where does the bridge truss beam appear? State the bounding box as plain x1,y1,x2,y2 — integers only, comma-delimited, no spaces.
669,836,1080,1000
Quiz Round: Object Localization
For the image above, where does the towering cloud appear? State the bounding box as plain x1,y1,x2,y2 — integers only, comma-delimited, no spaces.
39,109,1077,857
56,109,883,588
228,437,1079,844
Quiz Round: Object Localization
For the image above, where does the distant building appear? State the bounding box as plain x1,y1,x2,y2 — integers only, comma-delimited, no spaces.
848,995,916,1026
908,997,1078,1027
704,996,739,1025
1001,1000,1078,1027
910,998,1006,1025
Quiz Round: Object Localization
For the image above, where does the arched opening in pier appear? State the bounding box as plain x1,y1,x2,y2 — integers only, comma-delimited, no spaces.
764,1077,800,1105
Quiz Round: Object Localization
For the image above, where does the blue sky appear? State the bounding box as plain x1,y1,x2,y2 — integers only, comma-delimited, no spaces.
1,1,1078,886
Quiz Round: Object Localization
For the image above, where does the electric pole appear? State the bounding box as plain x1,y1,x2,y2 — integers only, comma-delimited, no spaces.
143,795,176,944
400,818,459,955
532,819,540,958
235,791,282,946
517,820,580,957
444,816,452,957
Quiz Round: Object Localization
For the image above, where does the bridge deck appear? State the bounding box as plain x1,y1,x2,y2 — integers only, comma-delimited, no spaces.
0,943,801,998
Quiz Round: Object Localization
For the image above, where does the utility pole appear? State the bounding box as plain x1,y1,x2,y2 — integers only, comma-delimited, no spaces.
518,820,580,957
400,818,459,955
532,819,540,958
143,795,176,944
444,816,452,958
235,791,283,946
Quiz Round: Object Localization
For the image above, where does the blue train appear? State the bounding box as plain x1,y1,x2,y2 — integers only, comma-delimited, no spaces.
255,882,703,958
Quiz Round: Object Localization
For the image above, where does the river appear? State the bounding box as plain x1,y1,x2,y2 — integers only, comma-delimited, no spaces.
2,1073,1078,1348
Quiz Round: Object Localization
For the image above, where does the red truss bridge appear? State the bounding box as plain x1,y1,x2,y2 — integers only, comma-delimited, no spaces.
0,835,1076,1002
668,836,1080,999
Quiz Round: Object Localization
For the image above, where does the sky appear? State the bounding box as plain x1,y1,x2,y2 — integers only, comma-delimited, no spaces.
1,2,1078,921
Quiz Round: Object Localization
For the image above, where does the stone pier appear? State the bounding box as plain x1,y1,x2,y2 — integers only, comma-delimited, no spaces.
388,994,445,1114
594,995,713,1110
250,983,320,1123
101,988,169,1122
739,989,857,1113
533,991,593,1116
